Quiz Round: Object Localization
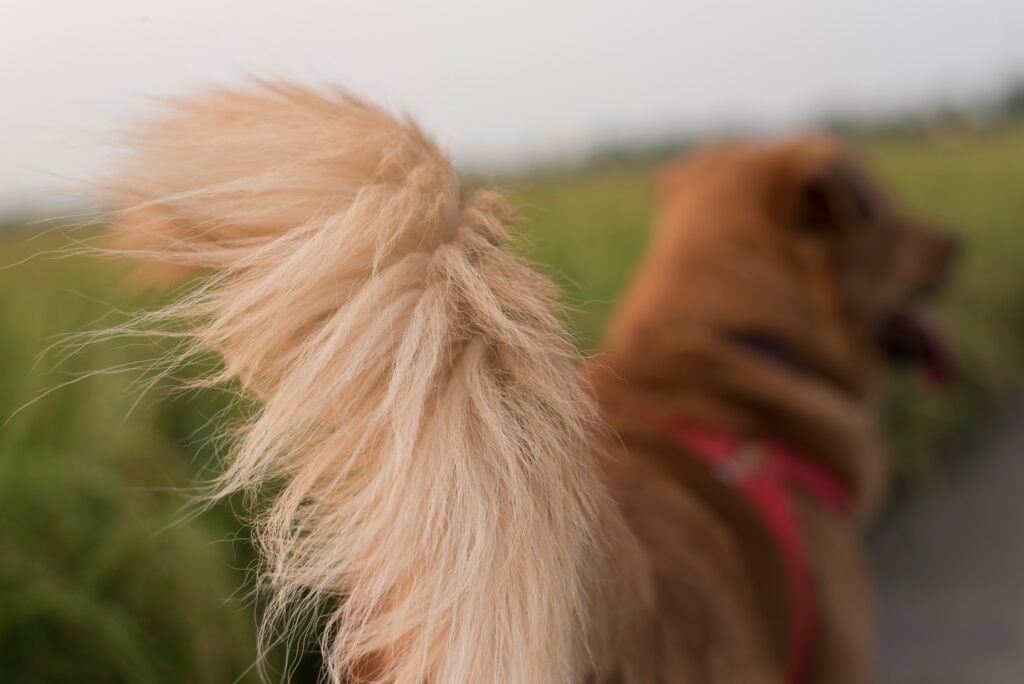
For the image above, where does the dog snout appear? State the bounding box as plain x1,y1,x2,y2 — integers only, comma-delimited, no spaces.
935,231,959,282
917,229,959,296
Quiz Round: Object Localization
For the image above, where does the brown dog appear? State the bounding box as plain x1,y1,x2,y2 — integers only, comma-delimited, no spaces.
109,87,955,683
589,136,956,683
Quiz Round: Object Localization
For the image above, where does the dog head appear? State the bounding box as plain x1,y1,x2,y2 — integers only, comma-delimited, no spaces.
608,136,957,398
770,137,957,388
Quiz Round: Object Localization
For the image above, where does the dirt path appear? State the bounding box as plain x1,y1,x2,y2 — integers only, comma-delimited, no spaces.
871,413,1024,683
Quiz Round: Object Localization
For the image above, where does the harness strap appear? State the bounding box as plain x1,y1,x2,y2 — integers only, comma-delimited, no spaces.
668,418,853,684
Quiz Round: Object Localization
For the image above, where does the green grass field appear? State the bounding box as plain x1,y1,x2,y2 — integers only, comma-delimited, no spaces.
2,127,1023,682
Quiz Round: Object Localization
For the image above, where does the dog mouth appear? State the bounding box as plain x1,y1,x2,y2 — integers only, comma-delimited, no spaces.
878,311,953,386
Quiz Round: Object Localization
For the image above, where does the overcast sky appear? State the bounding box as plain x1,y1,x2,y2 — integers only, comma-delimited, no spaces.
3,0,1023,208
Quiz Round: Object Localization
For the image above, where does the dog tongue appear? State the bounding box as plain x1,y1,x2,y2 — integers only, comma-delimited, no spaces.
880,312,954,387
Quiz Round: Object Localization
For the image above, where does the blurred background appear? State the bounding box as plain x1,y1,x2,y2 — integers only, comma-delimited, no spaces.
2,1,1024,682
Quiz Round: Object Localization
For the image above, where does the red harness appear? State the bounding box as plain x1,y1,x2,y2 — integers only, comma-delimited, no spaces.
668,418,853,684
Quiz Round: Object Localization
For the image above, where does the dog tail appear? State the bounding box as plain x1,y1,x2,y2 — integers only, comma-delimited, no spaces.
109,83,620,683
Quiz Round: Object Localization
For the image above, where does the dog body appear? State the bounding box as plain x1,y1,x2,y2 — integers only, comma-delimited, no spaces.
110,87,953,683
589,138,954,682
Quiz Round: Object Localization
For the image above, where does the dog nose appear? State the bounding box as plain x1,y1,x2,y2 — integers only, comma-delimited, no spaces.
944,232,960,259
940,232,960,274
923,231,960,294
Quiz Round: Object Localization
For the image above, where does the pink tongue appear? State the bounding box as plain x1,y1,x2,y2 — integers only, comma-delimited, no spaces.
883,313,954,387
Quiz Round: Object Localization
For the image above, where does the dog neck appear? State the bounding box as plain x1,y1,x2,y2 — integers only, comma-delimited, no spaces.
591,327,887,516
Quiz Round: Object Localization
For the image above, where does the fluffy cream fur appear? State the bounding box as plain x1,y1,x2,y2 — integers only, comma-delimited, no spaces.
109,83,632,683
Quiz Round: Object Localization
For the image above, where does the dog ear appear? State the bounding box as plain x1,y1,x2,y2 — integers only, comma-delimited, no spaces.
776,142,878,234
794,173,841,232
